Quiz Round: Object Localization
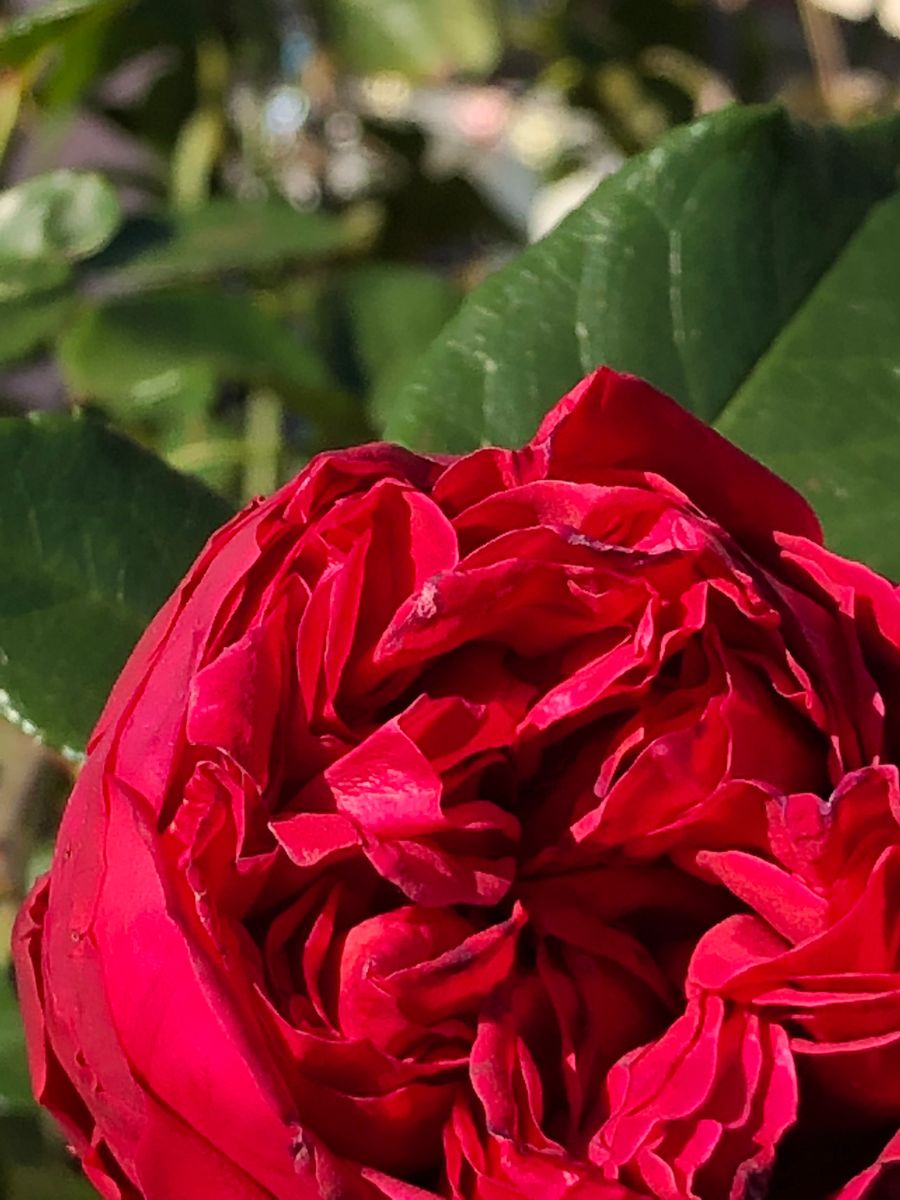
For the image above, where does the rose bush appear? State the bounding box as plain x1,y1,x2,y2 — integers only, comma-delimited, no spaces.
14,368,900,1199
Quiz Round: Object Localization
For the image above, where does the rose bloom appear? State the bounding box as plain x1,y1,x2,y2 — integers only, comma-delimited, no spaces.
14,369,900,1200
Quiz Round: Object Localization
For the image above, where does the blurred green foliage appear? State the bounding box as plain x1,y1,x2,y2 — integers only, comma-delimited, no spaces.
1,0,896,500
0,0,898,1193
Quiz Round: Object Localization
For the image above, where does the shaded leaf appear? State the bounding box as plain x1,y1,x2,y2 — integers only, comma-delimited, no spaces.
0,411,233,753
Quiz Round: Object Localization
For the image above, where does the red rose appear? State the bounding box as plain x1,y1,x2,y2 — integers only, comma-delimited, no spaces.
14,368,900,1199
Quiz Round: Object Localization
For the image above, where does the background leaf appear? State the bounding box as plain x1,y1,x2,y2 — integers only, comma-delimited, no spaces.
0,411,233,753
6,1163,97,1200
0,958,115,1194
385,106,900,571
318,0,502,79
58,288,348,428
0,0,125,70
95,200,379,293
0,260,71,304
337,264,461,429
6,1161,97,1200
0,975,32,1113
0,290,73,368
0,171,121,264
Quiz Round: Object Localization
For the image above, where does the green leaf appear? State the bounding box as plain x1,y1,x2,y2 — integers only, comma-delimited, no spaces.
0,258,70,303
58,287,342,424
96,200,379,293
0,171,121,264
338,264,460,428
0,411,233,753
0,291,73,366
0,0,124,70
717,192,900,577
0,975,31,1114
33,8,114,110
385,107,900,570
321,0,502,79
0,229,75,367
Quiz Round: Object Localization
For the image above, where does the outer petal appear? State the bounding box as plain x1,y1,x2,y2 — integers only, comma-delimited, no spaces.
530,368,823,554
16,740,317,1199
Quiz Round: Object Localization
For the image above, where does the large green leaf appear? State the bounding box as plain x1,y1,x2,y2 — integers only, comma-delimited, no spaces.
0,171,121,265
385,106,900,572
717,193,900,577
95,200,379,293
0,0,124,70
320,0,502,79
0,412,233,754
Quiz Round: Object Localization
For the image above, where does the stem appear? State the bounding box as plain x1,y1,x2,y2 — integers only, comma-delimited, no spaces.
243,389,283,501
796,0,848,116
170,39,228,211
0,75,22,168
